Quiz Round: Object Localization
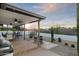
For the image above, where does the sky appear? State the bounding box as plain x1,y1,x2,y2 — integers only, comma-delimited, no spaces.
10,3,77,29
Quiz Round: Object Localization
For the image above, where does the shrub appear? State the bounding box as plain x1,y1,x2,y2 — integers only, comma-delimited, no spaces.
29,32,33,38
34,37,37,39
71,44,75,48
58,37,62,42
40,36,43,44
29,35,33,38
64,43,68,46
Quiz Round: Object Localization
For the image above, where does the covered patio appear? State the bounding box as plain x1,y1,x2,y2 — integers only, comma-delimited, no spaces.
0,3,46,55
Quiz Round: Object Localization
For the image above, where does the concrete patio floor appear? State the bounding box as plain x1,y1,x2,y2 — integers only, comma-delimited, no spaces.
11,39,60,56
12,39,38,56
20,47,60,56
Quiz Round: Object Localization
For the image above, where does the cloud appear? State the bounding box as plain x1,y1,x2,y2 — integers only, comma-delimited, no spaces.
50,16,76,28
40,16,76,28
33,3,59,14
33,3,70,14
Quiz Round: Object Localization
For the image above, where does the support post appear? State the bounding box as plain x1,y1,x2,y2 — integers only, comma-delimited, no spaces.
24,24,25,40
38,20,40,46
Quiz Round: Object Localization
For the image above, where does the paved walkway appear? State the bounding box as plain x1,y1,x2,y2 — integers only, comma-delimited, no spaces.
49,43,78,56
41,41,58,49
42,37,78,56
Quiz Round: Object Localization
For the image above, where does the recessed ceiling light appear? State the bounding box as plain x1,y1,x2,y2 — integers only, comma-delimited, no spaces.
14,19,18,22
14,19,18,23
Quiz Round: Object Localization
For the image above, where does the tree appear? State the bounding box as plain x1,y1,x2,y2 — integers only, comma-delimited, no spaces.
77,3,79,56
50,27,54,42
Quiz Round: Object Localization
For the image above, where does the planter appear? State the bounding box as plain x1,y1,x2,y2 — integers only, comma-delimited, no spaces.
58,37,62,42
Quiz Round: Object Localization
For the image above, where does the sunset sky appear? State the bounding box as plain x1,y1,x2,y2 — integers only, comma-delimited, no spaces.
10,3,76,29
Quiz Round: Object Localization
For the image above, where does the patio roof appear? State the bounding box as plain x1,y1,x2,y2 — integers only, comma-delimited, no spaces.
0,3,46,25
